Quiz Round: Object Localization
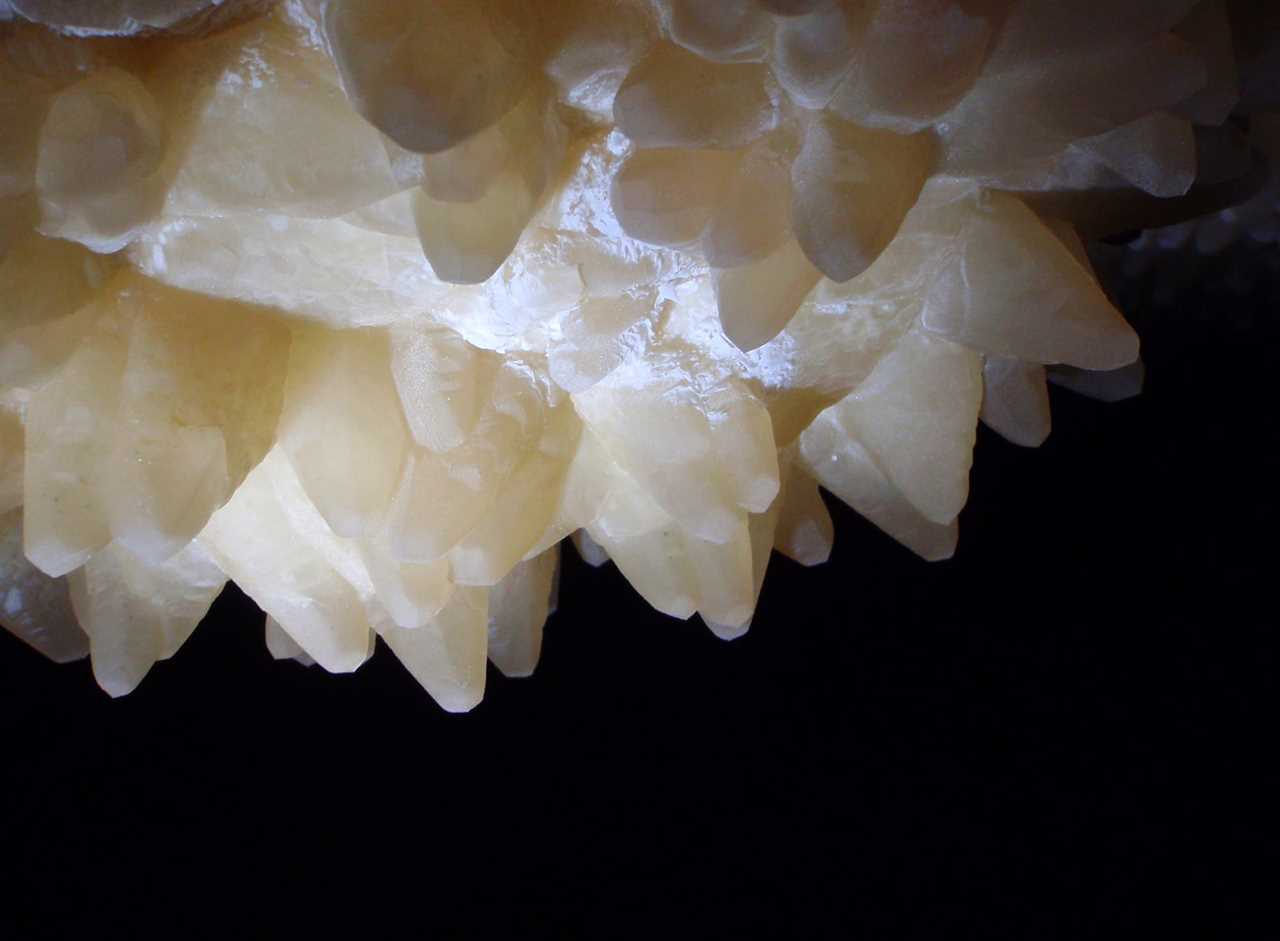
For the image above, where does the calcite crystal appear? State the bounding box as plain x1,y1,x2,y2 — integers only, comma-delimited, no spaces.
0,0,1274,709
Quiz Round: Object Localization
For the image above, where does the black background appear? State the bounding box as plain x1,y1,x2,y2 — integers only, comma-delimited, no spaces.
2,247,1277,938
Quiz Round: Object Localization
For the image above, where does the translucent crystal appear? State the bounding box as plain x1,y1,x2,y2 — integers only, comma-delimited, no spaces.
35,67,166,251
131,212,457,329
547,291,655,393
658,0,771,64
360,538,452,630
9,0,269,37
0,0,1252,707
320,0,533,155
815,331,982,526
389,324,483,453
1048,360,1146,403
714,237,820,352
790,114,934,283
830,0,1000,132
980,357,1051,448
68,538,224,696
199,447,376,675
279,326,408,539
942,30,1207,178
409,84,566,284
446,402,579,586
799,408,959,561
614,41,776,150
156,8,405,219
610,147,741,247
377,585,488,712
918,191,1140,369
265,615,315,667
773,450,833,567
486,545,558,678
0,233,111,389
0,509,88,663
1078,113,1196,199
543,0,654,119
703,138,791,268
384,356,549,564
770,3,862,109
571,528,610,568
575,365,777,545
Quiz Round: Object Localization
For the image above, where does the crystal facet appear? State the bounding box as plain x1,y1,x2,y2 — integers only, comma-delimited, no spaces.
0,0,1267,709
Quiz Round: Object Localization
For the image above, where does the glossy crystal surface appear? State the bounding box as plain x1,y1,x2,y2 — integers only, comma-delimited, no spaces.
0,0,1266,708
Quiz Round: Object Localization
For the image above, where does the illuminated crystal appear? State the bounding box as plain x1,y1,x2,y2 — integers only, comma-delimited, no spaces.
0,0,1268,709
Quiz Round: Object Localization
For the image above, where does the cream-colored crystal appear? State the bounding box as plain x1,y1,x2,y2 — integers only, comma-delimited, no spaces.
320,0,532,155
279,326,407,539
543,0,654,119
410,86,567,284
384,356,548,563
35,68,166,252
821,331,982,526
790,114,934,283
199,447,376,674
614,41,776,150
155,8,405,219
0,0,1253,706
571,528,610,568
1048,360,1146,403
69,538,224,696
486,544,558,678
389,324,482,453
575,366,777,545
799,408,959,562
715,236,821,352
131,212,457,329
943,29,1207,178
980,357,1051,448
265,614,316,667
0,233,111,389
659,0,770,64
376,585,487,712
587,474,765,630
22,270,289,572
109,277,290,561
919,191,1139,369
771,3,863,109
22,314,123,577
360,539,452,631
610,147,740,248
9,0,268,37
547,291,655,393
703,137,792,269
446,402,578,586
830,0,999,132
0,509,88,663
1078,113,1197,199
773,450,833,567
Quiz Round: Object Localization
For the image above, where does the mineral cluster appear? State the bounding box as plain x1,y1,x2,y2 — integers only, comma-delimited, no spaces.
0,0,1275,708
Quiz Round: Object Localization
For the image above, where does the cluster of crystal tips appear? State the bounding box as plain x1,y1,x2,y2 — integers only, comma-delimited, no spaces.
0,0,1270,708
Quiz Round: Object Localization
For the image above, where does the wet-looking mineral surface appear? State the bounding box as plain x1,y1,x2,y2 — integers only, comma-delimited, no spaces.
0,0,1276,707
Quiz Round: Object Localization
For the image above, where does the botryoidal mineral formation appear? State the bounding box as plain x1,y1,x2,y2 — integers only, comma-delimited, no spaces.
0,1,1276,708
